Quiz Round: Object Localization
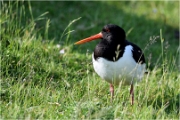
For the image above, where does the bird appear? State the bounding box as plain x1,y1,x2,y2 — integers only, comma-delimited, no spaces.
75,24,146,105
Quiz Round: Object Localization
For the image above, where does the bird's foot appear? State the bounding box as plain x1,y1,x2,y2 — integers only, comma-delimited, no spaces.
130,84,134,105
110,84,114,102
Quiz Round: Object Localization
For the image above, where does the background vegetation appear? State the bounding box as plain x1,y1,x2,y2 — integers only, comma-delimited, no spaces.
1,1,179,119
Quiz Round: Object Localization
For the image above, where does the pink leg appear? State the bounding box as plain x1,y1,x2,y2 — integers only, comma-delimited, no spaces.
130,84,134,105
110,84,114,102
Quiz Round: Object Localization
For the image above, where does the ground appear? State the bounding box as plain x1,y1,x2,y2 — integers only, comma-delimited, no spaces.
1,1,179,119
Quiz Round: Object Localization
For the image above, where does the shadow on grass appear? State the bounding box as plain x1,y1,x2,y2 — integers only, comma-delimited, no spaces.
26,1,178,60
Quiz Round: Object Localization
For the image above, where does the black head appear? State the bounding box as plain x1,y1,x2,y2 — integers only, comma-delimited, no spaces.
101,24,126,44
75,24,126,45
75,24,128,61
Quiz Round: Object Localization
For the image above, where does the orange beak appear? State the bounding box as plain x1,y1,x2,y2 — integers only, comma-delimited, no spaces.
75,32,103,45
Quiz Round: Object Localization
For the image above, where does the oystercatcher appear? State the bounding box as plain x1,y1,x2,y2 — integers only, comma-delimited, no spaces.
75,24,146,105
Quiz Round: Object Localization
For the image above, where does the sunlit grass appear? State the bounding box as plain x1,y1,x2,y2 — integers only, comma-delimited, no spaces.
1,1,179,119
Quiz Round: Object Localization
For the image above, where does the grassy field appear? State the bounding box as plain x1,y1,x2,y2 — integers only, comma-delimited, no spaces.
1,1,179,119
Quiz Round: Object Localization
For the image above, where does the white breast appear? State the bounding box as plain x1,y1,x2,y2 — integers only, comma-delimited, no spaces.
92,45,146,85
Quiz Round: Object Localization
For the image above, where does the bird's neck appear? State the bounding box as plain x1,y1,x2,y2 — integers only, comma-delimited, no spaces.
93,39,126,61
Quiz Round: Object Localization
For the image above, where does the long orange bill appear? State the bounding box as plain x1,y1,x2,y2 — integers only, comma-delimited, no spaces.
75,32,102,45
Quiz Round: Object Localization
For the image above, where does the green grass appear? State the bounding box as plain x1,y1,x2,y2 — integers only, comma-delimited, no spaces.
1,1,179,119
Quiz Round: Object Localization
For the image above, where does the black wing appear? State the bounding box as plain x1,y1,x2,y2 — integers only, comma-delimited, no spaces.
126,40,146,64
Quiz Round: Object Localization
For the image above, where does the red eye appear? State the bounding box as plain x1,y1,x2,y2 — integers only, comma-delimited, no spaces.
102,28,110,32
106,29,110,32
